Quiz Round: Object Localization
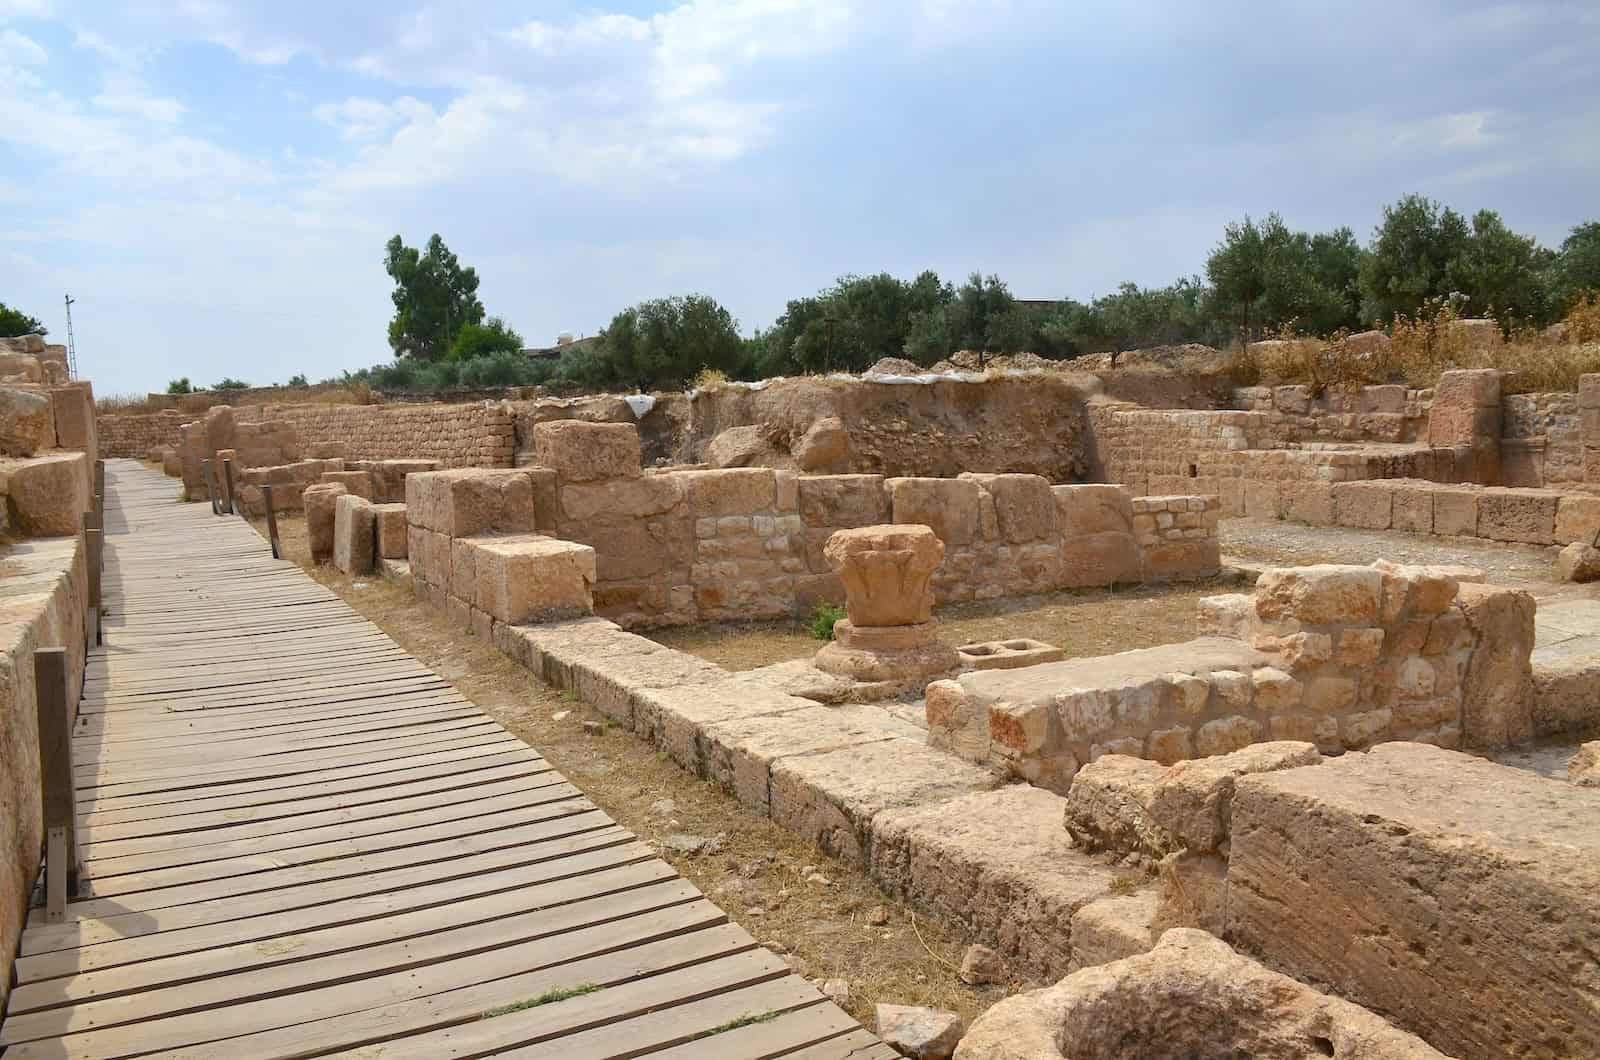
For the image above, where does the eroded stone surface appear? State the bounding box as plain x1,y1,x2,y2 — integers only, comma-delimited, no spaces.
955,929,1449,1060
1228,742,1600,1059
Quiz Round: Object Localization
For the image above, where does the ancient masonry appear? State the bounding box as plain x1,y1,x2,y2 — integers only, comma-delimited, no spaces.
11,352,1600,1056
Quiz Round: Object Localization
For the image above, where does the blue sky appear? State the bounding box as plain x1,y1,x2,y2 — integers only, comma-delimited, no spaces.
2,1,1597,395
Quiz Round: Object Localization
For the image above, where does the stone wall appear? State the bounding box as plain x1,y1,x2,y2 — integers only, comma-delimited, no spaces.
0,457,92,1012
928,561,1536,792
99,410,187,459
1230,384,1431,443
1502,391,1582,487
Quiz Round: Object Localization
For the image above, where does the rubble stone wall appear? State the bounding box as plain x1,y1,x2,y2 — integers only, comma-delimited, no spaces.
98,410,188,459
929,561,1536,792
1230,384,1432,443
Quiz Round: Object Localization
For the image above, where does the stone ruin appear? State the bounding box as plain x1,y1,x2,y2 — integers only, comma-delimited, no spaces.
123,365,1600,1058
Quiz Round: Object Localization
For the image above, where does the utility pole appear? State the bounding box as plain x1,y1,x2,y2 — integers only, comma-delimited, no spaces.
64,294,78,379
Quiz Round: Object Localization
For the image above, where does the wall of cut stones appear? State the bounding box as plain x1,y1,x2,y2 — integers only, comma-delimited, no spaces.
929,561,1536,792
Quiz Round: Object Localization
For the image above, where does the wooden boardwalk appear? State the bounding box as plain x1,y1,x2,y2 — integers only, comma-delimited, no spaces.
1,461,894,1060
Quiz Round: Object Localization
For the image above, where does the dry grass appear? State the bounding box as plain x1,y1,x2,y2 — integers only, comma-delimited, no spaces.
1236,296,1600,395
245,512,1014,1025
651,580,1235,672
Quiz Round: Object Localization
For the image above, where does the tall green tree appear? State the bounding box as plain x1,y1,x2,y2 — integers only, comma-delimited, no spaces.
1359,194,1471,324
0,302,45,337
1447,209,1550,323
1553,222,1600,311
1206,215,1273,344
384,234,485,361
600,295,744,390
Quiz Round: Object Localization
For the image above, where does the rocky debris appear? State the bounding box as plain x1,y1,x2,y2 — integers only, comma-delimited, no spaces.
581,720,603,736
865,357,927,376
705,424,777,468
1570,741,1600,787
955,929,1447,1059
958,943,1006,985
820,977,851,1006
660,832,724,856
1148,741,1321,854
876,1003,965,1060
867,904,891,926
1558,541,1600,582
793,414,849,471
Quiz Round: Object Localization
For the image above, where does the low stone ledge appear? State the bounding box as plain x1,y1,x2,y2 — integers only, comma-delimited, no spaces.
1066,892,1157,973
870,785,1127,983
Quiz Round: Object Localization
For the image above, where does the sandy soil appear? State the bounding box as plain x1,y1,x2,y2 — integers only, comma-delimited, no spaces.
246,512,1017,1025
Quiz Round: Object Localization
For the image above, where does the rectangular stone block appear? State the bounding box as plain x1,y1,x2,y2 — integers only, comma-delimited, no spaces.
961,473,1058,543
332,493,375,576
467,533,597,624
1389,483,1434,534
1053,484,1134,536
1554,494,1600,546
1283,482,1332,524
532,420,641,481
48,385,96,464
671,468,776,517
1228,743,1600,1059
4,452,90,537
303,482,348,565
372,502,408,559
1476,489,1557,544
886,477,981,546
320,469,375,501
1430,488,1478,537
406,468,537,537
797,474,889,528
1331,481,1393,530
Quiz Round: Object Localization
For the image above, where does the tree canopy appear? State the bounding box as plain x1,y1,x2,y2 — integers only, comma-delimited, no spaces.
450,317,524,362
385,234,485,361
0,302,45,338
598,295,745,390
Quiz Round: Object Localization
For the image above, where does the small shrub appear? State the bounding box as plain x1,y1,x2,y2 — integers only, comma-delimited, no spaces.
482,984,600,1019
1566,291,1600,345
691,367,729,391
809,602,847,641
166,377,193,395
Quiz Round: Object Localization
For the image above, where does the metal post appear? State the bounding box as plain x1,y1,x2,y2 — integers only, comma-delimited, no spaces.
202,459,218,515
262,484,282,560
221,458,236,516
35,648,81,920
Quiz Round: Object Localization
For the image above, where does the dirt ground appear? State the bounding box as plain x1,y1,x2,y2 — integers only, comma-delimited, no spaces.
652,579,1242,671
246,511,1016,1025
1220,517,1581,599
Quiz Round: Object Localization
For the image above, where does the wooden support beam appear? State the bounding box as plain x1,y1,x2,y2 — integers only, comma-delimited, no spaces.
84,510,102,645
35,648,81,921
202,459,219,515
221,458,237,516
262,483,282,560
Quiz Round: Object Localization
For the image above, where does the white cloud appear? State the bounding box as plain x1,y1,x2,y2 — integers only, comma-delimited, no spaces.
312,96,418,141
0,28,47,65
91,70,183,123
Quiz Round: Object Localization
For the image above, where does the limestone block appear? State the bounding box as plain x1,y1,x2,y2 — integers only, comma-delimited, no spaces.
1053,484,1133,535
1254,565,1381,625
48,385,96,463
876,1005,964,1060
1228,743,1600,1059
1151,851,1227,935
1429,487,1478,537
1193,715,1265,756
1432,367,1502,410
794,415,849,471
1570,741,1600,787
4,452,89,536
1196,594,1253,639
468,534,597,624
870,785,1124,981
1555,494,1600,545
673,468,776,516
956,929,1450,1060
366,459,441,503
699,703,902,816
407,468,537,537
1067,892,1157,972
0,351,42,382
1331,481,1393,530
1149,740,1320,853
1476,489,1557,544
451,538,477,602
886,476,981,546
372,502,408,559
823,524,943,627
1282,481,1333,524
1060,531,1141,588
924,679,989,762
960,473,1057,543
1454,582,1534,748
532,420,642,481
559,474,683,522
320,469,375,501
769,737,995,867
162,450,181,477
0,388,55,457
1389,482,1433,534
1062,755,1174,857
332,494,376,576
303,482,348,565
704,424,771,468
796,474,889,527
